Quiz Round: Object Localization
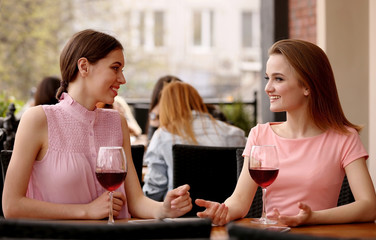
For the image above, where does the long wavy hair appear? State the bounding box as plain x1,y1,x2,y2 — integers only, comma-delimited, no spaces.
56,29,123,99
158,82,212,144
269,39,361,133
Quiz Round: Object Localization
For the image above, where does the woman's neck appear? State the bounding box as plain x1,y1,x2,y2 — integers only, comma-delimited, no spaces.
272,112,324,139
67,81,97,111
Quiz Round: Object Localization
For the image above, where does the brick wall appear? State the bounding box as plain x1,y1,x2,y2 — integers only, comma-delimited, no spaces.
289,0,317,43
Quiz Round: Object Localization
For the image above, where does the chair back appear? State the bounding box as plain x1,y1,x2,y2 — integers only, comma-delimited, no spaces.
172,144,242,217
236,148,263,218
131,144,145,185
0,150,12,217
0,218,212,239
337,175,354,206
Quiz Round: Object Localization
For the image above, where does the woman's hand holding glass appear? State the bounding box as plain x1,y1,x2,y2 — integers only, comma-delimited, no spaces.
95,146,127,224
84,191,126,220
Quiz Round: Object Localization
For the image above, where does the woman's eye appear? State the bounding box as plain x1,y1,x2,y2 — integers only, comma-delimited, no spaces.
275,77,283,82
113,67,119,71
264,76,270,81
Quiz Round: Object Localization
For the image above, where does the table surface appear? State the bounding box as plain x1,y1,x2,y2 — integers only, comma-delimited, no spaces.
57,218,376,240
211,218,376,240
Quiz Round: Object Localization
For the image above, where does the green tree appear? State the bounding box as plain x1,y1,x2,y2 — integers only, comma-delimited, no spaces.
0,0,67,101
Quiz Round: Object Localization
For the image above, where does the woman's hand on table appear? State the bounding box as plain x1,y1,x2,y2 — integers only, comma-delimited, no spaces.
195,199,229,226
161,184,192,218
270,202,312,227
86,191,126,219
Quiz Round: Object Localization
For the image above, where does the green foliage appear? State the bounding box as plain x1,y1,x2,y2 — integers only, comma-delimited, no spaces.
0,92,24,117
0,0,68,101
220,101,255,135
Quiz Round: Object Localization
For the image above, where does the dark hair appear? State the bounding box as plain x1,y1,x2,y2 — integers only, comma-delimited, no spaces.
149,75,182,112
269,39,361,133
34,76,61,105
56,29,123,99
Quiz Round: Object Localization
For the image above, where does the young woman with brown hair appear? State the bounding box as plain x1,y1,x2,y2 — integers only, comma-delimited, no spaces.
195,39,376,226
2,29,192,220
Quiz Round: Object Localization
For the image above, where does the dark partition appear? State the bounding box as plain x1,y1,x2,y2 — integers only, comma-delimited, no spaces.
0,218,212,239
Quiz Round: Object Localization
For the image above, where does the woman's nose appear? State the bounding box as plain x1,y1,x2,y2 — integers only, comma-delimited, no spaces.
264,80,272,93
118,72,126,84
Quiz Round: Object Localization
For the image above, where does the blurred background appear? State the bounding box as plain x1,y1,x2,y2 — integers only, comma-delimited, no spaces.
0,0,260,106
1,0,376,186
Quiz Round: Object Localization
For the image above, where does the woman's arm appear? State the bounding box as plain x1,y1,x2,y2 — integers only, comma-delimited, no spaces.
275,158,376,226
120,115,192,219
3,107,114,219
309,158,376,223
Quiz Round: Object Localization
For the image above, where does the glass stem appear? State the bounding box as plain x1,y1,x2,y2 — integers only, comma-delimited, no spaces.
108,191,114,224
261,187,267,221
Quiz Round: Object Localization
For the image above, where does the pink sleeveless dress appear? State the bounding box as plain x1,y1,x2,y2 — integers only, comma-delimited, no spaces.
26,93,130,218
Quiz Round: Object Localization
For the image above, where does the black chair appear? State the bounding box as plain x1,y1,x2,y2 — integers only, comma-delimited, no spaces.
172,144,243,217
337,175,354,206
236,148,263,218
131,144,145,185
0,218,212,239
0,150,12,217
227,222,340,240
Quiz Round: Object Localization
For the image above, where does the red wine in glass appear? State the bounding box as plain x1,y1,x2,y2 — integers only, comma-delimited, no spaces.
96,146,127,224
249,167,279,188
248,145,279,224
96,170,127,192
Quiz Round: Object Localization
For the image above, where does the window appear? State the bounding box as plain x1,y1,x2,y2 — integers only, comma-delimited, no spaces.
139,12,145,46
154,11,164,47
130,10,164,49
242,11,253,48
193,10,213,48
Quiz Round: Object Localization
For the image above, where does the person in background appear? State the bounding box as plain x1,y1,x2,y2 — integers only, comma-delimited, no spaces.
195,39,376,226
15,87,36,120
146,75,182,141
34,76,61,106
142,81,246,201
2,29,192,220
97,96,143,139
113,96,142,137
16,76,60,120
146,75,227,141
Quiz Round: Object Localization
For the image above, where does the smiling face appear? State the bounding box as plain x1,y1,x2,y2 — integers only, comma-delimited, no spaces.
265,54,309,114
88,49,126,105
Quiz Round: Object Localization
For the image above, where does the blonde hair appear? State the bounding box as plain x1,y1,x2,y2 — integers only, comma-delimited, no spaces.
159,82,211,144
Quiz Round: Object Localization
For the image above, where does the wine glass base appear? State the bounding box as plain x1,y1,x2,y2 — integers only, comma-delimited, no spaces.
251,217,278,225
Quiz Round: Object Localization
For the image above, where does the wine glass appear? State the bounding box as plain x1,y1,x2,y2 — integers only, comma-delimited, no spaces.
248,145,279,224
95,146,127,224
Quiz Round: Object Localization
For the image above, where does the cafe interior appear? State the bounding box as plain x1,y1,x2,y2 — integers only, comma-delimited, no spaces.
1,0,376,239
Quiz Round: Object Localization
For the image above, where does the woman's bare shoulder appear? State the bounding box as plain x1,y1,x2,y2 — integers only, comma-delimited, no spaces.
19,105,47,129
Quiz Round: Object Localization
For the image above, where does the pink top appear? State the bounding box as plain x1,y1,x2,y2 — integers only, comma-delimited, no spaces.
26,93,130,218
243,123,368,216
